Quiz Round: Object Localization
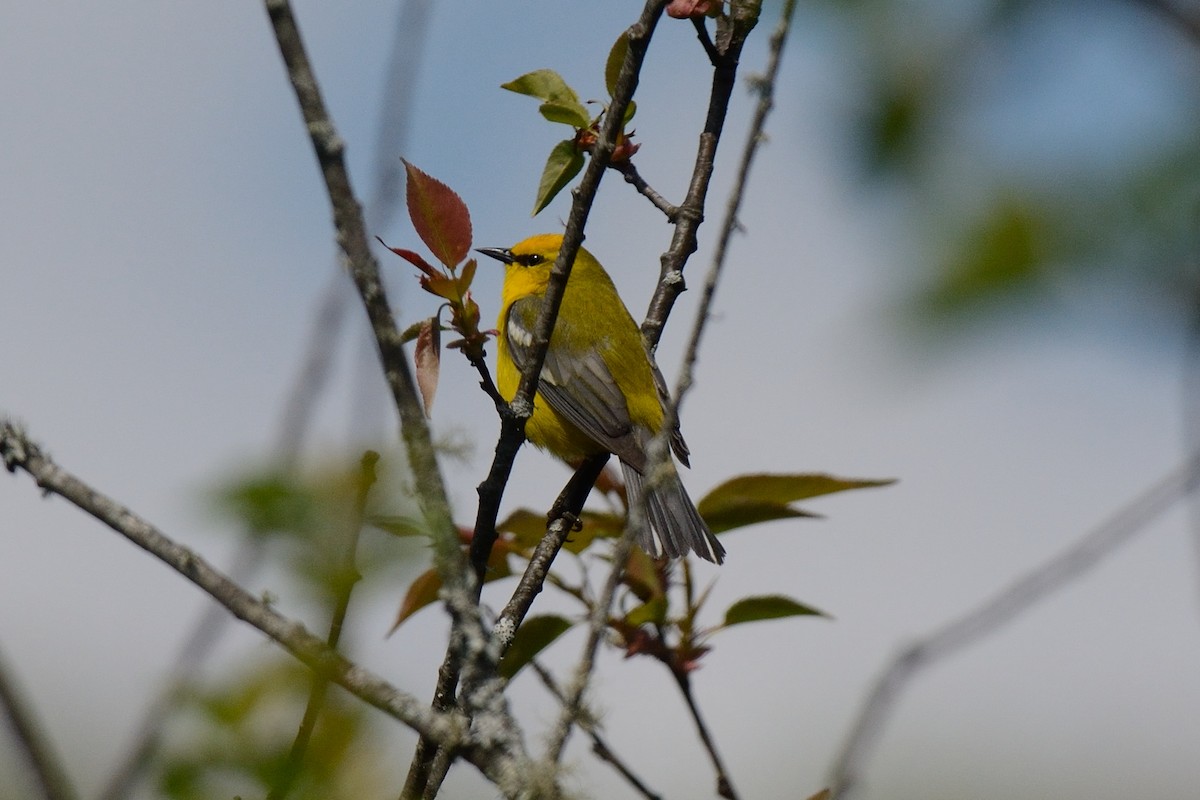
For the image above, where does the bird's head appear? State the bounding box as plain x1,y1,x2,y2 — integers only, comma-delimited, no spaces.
477,233,565,274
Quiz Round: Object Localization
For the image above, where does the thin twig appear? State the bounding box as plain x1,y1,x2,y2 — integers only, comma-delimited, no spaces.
672,671,738,799
673,0,795,418
1130,0,1200,44
365,0,432,231
610,160,680,220
467,0,669,580
263,0,465,590
544,518,642,765
98,249,354,800
692,15,722,65
0,643,78,800
493,454,612,647
642,3,760,349
542,0,772,776
269,451,379,800
530,660,662,800
647,6,798,797
827,451,1200,800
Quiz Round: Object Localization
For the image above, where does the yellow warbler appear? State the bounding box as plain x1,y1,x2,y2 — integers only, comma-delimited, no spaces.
478,234,724,564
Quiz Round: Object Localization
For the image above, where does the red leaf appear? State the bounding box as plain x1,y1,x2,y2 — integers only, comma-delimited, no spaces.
403,160,472,269
666,0,717,19
380,239,439,278
415,318,440,417
390,568,442,634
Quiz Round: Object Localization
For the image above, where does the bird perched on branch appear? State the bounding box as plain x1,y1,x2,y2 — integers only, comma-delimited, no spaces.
478,234,724,564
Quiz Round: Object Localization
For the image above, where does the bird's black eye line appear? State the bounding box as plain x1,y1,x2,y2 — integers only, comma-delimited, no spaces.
514,253,544,267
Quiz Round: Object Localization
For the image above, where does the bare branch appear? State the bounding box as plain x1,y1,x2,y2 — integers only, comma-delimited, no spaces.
610,159,680,220
649,0,804,782
262,0,465,589
543,510,643,765
1130,0,1200,44
0,643,78,800
827,452,1200,799
530,660,662,800
0,421,461,751
542,0,777,774
641,2,759,349
673,670,739,799
98,225,353,800
494,454,612,646
673,0,796,420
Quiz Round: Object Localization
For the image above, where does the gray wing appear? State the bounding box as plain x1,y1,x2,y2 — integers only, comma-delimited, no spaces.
649,356,691,468
506,296,647,469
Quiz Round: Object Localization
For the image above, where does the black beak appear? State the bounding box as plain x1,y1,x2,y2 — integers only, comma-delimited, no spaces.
476,247,514,265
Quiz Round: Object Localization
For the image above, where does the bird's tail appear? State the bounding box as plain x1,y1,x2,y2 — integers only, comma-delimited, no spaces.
621,461,725,564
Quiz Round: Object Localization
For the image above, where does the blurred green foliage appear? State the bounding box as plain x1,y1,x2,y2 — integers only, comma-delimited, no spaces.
154,659,392,800
826,0,1200,329
214,451,424,603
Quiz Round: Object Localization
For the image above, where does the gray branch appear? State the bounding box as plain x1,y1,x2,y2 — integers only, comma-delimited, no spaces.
828,451,1200,799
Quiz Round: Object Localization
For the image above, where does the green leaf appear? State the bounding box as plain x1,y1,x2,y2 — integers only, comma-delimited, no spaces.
697,473,895,533
702,503,819,535
218,474,314,537
499,615,574,680
605,32,630,97
497,508,548,549
539,101,592,129
402,160,473,269
564,510,623,554
922,198,1052,314
502,69,588,121
370,515,427,538
624,596,668,627
457,257,477,293
722,595,827,628
532,139,584,216
622,546,664,603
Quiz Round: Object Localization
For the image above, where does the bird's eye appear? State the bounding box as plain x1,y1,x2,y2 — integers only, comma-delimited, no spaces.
516,253,545,266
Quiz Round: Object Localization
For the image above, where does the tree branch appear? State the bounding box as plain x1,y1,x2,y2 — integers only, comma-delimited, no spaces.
673,671,738,799
99,238,352,800
1,418,556,795
530,659,662,800
0,642,78,800
543,510,643,765
641,3,759,349
0,420,463,754
468,0,669,581
827,451,1200,799
263,0,466,592
672,0,794,423
1130,0,1200,44
610,160,680,220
